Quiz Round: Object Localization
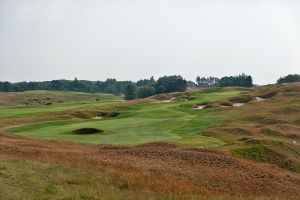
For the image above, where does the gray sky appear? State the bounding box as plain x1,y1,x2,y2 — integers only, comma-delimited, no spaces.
0,0,299,85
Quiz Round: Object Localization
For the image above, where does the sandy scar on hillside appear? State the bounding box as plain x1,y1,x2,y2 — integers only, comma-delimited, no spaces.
93,116,103,119
232,103,245,107
194,105,207,110
162,97,176,103
255,97,266,102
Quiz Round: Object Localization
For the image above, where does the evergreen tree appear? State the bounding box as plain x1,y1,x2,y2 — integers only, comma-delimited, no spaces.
124,84,136,100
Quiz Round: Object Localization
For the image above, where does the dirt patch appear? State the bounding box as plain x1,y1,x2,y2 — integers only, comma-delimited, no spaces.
73,128,104,134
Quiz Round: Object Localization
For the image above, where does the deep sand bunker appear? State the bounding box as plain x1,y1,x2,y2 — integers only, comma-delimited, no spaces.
73,128,104,134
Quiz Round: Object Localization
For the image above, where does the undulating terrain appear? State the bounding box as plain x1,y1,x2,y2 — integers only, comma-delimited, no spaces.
1,83,300,200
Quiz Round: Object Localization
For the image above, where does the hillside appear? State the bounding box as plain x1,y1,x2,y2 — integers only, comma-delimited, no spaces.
0,83,300,199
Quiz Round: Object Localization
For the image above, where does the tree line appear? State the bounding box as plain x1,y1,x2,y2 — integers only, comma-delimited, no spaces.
195,74,253,88
277,74,300,84
124,75,187,99
0,75,188,100
3,73,299,100
0,78,132,94
0,74,253,99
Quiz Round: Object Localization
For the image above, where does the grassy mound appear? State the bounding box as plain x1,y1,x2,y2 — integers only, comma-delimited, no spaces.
228,95,253,103
220,100,233,106
274,106,300,114
221,127,253,136
260,128,281,137
73,128,104,134
258,90,277,99
294,118,300,126
107,111,120,117
262,118,287,125
233,141,300,173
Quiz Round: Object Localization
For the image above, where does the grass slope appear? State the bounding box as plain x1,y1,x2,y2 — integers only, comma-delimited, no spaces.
0,91,122,119
6,88,243,146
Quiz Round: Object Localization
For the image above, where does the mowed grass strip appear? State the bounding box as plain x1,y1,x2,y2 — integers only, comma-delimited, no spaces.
7,88,246,147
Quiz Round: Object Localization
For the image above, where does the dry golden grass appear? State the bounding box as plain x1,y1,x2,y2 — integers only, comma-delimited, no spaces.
205,83,300,173
0,130,300,199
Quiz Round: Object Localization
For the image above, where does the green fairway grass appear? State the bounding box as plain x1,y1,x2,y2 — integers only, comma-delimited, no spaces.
6,88,246,147
0,101,121,119
0,91,123,119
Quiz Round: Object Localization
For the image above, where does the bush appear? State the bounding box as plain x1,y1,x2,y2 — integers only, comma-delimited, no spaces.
108,111,120,117
124,84,136,100
136,86,156,98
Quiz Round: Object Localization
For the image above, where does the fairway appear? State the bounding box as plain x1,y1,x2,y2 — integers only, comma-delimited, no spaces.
6,88,244,147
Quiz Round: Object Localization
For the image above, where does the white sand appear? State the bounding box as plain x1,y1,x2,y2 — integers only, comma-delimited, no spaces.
162,97,176,103
255,97,266,102
194,105,207,110
220,105,230,108
232,103,245,107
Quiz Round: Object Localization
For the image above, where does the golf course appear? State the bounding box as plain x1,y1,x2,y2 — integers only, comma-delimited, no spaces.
1,82,300,200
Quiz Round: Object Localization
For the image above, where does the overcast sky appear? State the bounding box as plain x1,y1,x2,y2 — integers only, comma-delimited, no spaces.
0,0,299,85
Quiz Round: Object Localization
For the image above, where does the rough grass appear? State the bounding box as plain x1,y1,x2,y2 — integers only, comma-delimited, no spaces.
0,90,121,106
0,158,127,200
207,82,300,173
233,143,300,173
228,95,253,103
1,135,299,200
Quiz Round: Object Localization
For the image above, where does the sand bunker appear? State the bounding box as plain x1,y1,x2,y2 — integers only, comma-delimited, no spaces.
194,105,208,110
220,105,230,108
232,103,245,107
93,116,103,119
73,128,103,134
255,97,266,102
162,97,176,103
